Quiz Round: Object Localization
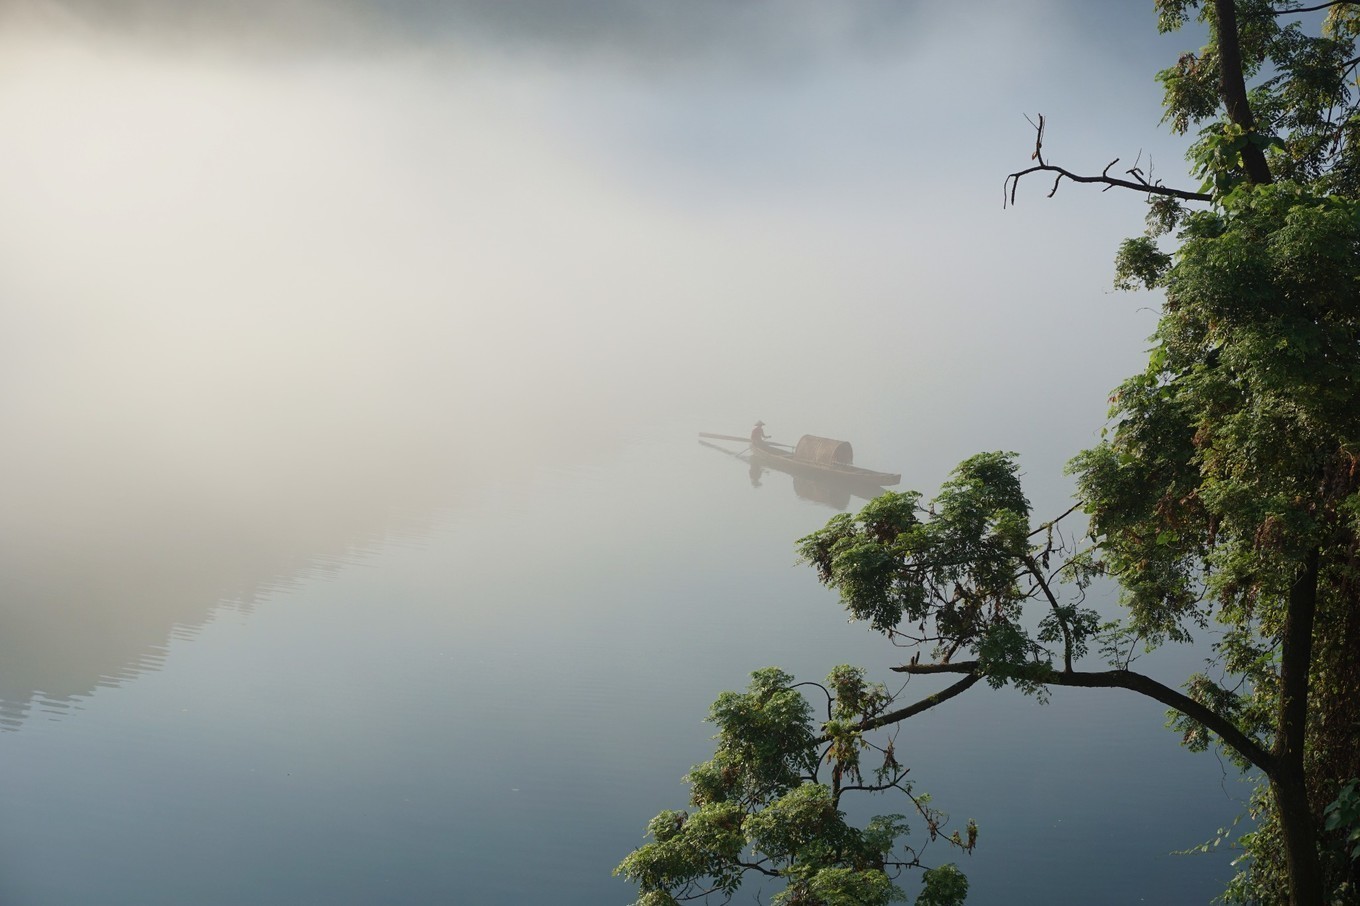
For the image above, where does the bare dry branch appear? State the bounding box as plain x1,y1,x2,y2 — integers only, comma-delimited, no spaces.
1005,115,1212,207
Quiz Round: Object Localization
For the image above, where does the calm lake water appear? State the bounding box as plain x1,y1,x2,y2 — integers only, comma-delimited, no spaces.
0,412,1243,905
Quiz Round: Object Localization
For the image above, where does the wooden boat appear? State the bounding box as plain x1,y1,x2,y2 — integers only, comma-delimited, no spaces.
750,443,901,487
698,432,901,487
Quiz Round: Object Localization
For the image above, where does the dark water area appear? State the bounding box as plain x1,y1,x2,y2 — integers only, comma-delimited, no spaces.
0,417,1244,905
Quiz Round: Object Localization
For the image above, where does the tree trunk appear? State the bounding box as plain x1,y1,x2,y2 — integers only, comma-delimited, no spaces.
1214,0,1274,185
1273,547,1322,905
1272,769,1322,905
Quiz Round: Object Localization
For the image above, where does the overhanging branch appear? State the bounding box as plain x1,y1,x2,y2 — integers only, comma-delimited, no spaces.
891,660,1276,775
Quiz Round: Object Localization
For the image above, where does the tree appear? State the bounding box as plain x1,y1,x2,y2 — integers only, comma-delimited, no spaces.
1013,3,1360,902
621,2,1360,903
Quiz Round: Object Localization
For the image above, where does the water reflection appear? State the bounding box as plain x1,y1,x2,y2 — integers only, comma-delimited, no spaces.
0,480,441,729
0,395,615,731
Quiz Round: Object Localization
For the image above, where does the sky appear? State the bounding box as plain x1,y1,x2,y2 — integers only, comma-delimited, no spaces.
1,1,1197,426
0,1,1210,704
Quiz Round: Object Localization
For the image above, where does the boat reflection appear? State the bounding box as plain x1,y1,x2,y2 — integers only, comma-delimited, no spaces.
703,439,892,511
755,459,895,511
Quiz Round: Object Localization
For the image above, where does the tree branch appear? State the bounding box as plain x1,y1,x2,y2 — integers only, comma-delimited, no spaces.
1005,162,1213,206
892,661,979,675
1005,115,1212,206
849,673,982,735
1028,500,1084,538
837,777,911,796
792,680,835,721
891,660,1276,774
1024,554,1075,672
1265,0,1360,14
733,859,781,878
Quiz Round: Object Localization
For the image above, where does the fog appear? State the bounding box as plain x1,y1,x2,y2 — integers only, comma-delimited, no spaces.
1,1,1191,718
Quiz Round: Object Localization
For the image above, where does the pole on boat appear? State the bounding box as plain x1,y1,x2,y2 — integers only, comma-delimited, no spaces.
698,432,794,449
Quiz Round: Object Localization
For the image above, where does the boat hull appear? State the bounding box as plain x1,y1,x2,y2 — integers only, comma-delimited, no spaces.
751,445,900,487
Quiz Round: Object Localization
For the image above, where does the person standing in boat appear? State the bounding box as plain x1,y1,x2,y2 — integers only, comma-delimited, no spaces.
750,420,770,450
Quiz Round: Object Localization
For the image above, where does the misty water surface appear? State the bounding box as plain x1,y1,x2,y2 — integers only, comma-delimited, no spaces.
1,403,1244,904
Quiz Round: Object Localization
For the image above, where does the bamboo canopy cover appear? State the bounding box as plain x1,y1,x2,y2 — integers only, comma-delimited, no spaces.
794,435,854,466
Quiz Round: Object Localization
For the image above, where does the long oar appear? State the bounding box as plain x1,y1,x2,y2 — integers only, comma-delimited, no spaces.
698,432,794,449
698,439,752,461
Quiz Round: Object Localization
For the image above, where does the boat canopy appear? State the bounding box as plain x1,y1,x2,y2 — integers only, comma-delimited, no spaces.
794,435,854,466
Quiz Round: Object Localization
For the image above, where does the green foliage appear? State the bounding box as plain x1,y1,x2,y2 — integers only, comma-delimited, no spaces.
1077,181,1360,632
915,864,969,906
617,669,973,906
798,492,926,634
827,665,891,723
1326,781,1360,862
1145,195,1187,237
699,667,819,806
777,866,905,906
799,452,1103,691
1114,236,1172,291
1037,605,1100,661
1188,121,1279,195
1167,673,1247,756
1222,783,1289,905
